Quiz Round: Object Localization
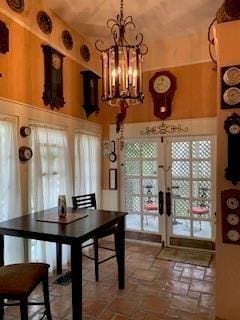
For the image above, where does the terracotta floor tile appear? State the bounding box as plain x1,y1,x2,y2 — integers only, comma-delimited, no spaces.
163,279,189,296
170,294,198,313
190,279,214,294
182,268,205,280
132,269,158,281
200,294,215,309
141,296,170,314
108,297,139,316
83,298,108,318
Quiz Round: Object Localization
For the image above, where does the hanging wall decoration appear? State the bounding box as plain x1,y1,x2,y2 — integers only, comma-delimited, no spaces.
37,11,52,35
149,71,177,120
80,70,100,117
80,44,90,62
6,0,24,13
42,45,65,109
62,30,73,50
0,20,9,54
224,113,240,184
221,65,240,109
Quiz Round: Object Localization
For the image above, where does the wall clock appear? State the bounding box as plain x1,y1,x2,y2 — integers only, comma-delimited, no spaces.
109,140,117,163
221,189,240,245
221,65,240,109
80,70,100,117
224,113,240,184
42,45,65,110
6,0,24,13
20,126,31,137
0,20,9,54
37,11,52,35
80,45,90,62
62,30,73,50
19,146,32,161
149,71,177,120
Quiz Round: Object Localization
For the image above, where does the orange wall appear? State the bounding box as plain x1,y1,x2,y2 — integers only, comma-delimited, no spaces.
0,9,100,122
98,61,217,139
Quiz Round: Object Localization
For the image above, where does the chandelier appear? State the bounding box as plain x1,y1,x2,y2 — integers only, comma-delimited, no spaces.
95,0,148,130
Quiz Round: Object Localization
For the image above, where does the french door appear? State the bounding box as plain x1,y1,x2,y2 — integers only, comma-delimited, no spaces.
121,136,216,248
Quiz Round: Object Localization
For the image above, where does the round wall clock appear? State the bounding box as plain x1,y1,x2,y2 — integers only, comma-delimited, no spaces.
6,0,24,13
227,229,240,242
62,30,73,50
80,44,90,62
227,213,240,226
109,140,117,162
223,67,240,86
19,146,33,161
226,197,239,210
223,87,240,105
149,71,177,120
37,11,52,35
20,126,31,137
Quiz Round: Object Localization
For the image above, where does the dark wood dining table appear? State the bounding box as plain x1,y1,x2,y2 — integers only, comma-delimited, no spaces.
0,207,127,320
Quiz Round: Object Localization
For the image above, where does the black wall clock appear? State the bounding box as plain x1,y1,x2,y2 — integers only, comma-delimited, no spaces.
6,0,24,13
221,65,240,109
224,113,240,184
37,11,52,35
42,45,65,109
109,140,117,162
19,146,32,161
80,70,100,118
20,126,31,137
80,45,90,62
0,20,9,54
62,30,73,50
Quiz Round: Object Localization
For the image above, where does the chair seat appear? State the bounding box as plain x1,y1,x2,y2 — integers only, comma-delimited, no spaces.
143,203,158,211
192,206,209,215
0,263,49,297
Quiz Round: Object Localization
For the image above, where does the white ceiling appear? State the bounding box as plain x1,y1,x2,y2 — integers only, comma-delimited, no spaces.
47,0,223,44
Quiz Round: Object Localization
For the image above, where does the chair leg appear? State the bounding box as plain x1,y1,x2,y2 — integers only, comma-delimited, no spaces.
42,275,52,320
0,298,4,320
20,297,28,320
56,243,62,275
93,238,99,282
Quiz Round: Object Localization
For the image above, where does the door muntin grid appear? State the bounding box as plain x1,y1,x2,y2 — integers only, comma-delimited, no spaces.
124,142,159,233
170,139,214,240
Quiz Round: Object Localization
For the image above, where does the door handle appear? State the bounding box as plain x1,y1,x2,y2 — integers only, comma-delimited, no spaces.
166,191,171,216
158,191,164,215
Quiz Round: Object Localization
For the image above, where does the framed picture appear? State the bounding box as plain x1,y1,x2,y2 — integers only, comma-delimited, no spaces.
109,168,117,190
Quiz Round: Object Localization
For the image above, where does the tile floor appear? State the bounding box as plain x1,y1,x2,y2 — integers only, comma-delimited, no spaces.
4,242,215,320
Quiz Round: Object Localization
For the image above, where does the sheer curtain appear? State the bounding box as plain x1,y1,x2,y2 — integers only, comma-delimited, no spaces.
29,125,72,268
0,119,23,264
75,133,101,206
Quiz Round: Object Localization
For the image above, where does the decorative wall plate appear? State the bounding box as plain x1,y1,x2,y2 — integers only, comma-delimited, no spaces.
37,11,52,34
223,87,240,105
80,44,90,62
62,30,73,50
6,0,24,13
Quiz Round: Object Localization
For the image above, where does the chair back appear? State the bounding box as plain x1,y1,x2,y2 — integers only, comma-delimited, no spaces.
72,193,97,209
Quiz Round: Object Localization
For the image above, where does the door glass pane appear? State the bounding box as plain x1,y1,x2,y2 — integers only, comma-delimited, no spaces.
126,179,141,195
192,141,211,159
172,218,191,236
125,160,141,176
126,196,141,212
172,142,190,159
172,161,190,178
192,161,211,178
173,199,190,217
141,143,157,158
143,215,159,232
126,213,141,230
142,179,158,196
172,180,190,198
192,181,211,199
125,143,140,158
193,221,212,239
142,160,158,176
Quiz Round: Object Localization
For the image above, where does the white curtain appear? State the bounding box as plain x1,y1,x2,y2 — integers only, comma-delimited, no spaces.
75,134,101,206
0,119,23,264
29,125,72,268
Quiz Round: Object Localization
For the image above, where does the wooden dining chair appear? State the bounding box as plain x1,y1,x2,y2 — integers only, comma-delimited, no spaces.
0,263,52,320
72,193,118,282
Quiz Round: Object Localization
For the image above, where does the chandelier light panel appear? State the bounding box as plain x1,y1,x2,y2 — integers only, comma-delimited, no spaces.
95,0,148,107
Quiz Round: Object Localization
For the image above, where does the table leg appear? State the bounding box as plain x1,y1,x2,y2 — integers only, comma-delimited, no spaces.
0,235,3,266
116,216,125,289
56,243,62,275
71,241,82,320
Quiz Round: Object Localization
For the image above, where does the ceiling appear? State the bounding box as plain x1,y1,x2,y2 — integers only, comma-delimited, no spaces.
47,0,223,44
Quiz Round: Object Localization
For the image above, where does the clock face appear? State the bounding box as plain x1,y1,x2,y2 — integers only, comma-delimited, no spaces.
223,87,240,105
226,197,239,210
227,213,240,226
227,229,240,242
229,124,240,135
153,75,171,94
52,53,61,70
223,67,240,86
